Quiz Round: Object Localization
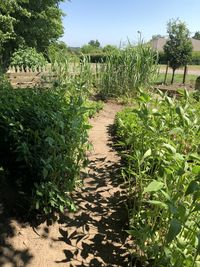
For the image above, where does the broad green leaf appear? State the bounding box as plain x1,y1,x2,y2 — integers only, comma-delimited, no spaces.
166,218,182,244
147,200,168,209
59,205,64,212
163,143,176,154
185,180,199,196
192,203,200,212
192,166,200,175
140,148,152,163
143,180,164,193
36,201,40,210
161,190,171,201
165,96,174,106
189,154,200,161
36,190,43,197
176,106,184,117
173,153,184,161
164,246,172,258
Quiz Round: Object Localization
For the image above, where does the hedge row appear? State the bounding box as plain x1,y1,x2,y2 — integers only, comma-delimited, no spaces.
79,53,108,63
158,51,200,65
79,51,200,65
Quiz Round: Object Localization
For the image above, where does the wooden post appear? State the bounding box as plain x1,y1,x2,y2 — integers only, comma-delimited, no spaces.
183,65,187,84
164,61,169,84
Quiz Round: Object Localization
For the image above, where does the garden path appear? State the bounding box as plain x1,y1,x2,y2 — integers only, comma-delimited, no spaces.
0,102,131,267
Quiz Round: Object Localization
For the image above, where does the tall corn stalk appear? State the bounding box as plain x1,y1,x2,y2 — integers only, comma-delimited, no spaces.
98,42,159,97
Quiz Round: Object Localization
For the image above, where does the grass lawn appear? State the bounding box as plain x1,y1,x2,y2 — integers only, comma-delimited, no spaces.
156,72,197,85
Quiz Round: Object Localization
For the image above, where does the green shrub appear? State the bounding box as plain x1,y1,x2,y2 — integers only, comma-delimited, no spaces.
0,73,12,90
189,51,200,65
10,47,47,70
158,52,168,64
159,51,200,65
0,86,90,214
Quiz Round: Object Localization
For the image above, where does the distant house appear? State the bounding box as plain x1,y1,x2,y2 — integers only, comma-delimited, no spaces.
150,37,200,52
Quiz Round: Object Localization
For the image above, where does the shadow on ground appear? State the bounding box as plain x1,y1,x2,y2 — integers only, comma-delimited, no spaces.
52,155,131,267
0,170,33,267
0,121,131,266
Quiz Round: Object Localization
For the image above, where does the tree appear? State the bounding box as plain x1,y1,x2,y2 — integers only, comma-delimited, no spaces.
103,44,118,53
81,44,95,54
193,31,200,40
88,40,100,48
10,47,47,69
164,19,192,84
0,0,64,69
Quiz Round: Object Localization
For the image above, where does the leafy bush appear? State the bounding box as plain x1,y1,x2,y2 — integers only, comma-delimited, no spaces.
115,90,200,266
0,73,12,90
0,86,90,214
10,47,47,70
159,51,200,65
189,51,200,65
84,99,104,118
158,52,168,64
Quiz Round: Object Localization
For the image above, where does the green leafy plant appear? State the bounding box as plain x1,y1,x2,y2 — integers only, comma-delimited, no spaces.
10,47,47,70
0,86,90,214
115,89,200,266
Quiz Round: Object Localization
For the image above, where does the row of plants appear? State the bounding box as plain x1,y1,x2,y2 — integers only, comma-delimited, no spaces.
0,85,92,214
0,45,104,215
115,89,200,266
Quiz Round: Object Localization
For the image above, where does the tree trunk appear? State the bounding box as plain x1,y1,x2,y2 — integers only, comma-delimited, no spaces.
171,69,175,84
183,65,187,84
164,61,169,84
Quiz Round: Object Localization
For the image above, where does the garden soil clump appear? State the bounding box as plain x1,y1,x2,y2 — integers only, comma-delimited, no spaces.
0,102,131,267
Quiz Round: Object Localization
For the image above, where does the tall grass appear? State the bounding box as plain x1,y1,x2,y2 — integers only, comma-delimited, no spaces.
98,42,159,97
48,49,95,97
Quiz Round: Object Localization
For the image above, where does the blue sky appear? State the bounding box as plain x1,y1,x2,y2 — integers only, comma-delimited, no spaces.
60,0,200,47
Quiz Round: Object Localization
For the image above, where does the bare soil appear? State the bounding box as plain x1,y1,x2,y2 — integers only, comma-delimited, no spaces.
0,102,131,267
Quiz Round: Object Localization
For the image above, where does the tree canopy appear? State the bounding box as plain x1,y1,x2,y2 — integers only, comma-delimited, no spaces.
0,0,64,68
193,31,200,40
88,39,101,48
164,18,192,84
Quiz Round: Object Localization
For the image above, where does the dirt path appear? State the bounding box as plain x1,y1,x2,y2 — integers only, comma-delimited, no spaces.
0,102,131,267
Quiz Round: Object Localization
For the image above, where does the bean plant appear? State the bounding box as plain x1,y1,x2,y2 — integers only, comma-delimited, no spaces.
115,89,200,266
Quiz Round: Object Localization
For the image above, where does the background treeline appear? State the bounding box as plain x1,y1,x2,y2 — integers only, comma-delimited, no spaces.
158,51,200,65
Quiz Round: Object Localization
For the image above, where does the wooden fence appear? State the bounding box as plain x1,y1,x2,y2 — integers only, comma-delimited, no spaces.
6,64,53,88
6,63,101,88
